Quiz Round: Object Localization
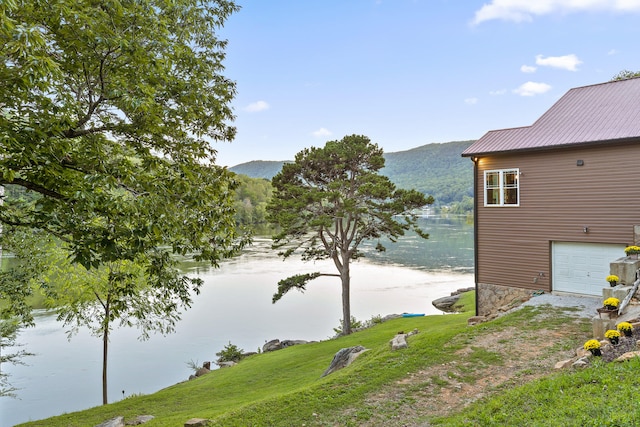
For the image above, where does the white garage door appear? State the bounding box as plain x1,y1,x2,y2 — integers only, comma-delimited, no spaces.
552,242,625,295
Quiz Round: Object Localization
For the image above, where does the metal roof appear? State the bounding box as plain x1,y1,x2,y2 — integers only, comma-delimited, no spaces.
462,78,640,157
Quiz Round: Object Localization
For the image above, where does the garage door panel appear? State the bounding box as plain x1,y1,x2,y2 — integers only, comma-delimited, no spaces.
553,242,625,296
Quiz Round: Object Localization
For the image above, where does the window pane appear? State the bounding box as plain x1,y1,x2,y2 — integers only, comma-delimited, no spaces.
504,188,518,205
504,171,518,187
486,172,499,187
486,188,500,205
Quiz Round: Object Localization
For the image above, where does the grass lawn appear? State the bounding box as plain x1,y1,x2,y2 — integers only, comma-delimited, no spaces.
19,292,632,427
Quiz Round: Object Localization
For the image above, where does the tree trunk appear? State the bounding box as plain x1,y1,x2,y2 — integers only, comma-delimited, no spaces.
102,306,110,405
341,258,351,335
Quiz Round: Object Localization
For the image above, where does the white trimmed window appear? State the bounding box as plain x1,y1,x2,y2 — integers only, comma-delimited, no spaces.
484,169,519,206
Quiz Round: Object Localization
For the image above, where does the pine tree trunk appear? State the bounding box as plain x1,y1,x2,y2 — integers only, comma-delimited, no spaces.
341,259,351,335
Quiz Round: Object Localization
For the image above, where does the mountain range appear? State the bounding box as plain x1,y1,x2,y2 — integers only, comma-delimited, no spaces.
229,140,475,206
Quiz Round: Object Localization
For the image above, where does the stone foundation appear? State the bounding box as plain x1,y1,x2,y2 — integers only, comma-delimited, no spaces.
477,283,534,317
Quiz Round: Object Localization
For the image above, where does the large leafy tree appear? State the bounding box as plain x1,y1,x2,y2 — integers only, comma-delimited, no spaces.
1,0,243,268
267,135,434,335
0,0,247,401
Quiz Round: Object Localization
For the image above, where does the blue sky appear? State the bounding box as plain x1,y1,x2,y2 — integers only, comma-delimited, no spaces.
214,0,640,166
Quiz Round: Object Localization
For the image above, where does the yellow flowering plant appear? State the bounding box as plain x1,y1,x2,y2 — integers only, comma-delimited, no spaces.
617,322,634,333
624,245,640,255
606,275,619,283
603,297,620,309
605,329,621,340
583,339,601,351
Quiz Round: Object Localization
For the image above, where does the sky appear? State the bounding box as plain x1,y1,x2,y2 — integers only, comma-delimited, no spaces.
213,0,640,167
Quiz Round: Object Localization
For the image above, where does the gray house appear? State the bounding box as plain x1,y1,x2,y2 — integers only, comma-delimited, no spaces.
462,78,640,315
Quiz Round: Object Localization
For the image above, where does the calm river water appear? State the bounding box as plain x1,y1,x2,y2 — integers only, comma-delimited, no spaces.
2,215,473,426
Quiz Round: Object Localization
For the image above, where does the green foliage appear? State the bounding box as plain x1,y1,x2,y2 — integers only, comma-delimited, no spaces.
333,316,364,335
611,69,640,81
0,227,55,325
381,140,474,206
232,174,273,227
267,135,434,335
332,314,383,335
216,341,245,363
0,0,248,405
272,272,321,303
0,0,246,269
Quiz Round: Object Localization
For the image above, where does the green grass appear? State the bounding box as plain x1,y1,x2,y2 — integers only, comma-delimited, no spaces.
432,358,640,426
17,292,623,427
18,299,474,427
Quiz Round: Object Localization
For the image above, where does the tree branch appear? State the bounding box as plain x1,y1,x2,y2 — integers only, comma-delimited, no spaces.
4,178,66,200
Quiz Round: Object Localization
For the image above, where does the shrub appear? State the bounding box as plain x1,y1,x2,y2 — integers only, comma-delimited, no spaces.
216,341,245,363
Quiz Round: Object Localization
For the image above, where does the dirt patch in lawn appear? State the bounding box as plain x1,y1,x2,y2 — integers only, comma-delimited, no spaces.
333,310,590,427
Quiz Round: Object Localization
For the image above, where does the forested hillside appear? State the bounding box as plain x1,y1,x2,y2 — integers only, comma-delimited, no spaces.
381,140,474,205
229,160,288,180
229,140,475,207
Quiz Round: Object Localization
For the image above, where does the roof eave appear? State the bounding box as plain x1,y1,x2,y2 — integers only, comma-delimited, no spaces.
461,137,640,158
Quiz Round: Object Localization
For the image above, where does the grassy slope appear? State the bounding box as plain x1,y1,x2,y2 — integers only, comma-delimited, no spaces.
18,293,474,427
21,293,630,427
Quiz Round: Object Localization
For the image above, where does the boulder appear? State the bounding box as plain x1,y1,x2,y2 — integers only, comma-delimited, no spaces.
615,351,640,362
194,367,210,377
390,334,408,350
432,295,461,313
262,339,283,352
184,419,210,427
216,361,237,368
554,359,574,369
321,346,367,377
95,417,125,427
281,339,308,348
126,415,155,425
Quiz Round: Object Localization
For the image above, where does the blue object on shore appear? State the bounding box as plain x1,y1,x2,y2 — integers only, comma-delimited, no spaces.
401,313,425,317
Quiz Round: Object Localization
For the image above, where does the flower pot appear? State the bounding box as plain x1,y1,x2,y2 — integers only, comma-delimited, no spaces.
623,330,633,337
609,281,618,287
589,349,602,356
609,337,619,345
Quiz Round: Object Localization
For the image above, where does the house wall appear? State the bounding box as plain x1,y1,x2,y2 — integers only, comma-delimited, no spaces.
473,142,640,314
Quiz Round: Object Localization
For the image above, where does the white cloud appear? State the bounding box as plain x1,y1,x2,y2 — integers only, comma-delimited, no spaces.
312,127,332,138
464,97,479,105
535,54,582,71
521,65,537,73
608,49,619,55
513,81,552,96
489,89,508,96
472,0,640,25
244,100,270,112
